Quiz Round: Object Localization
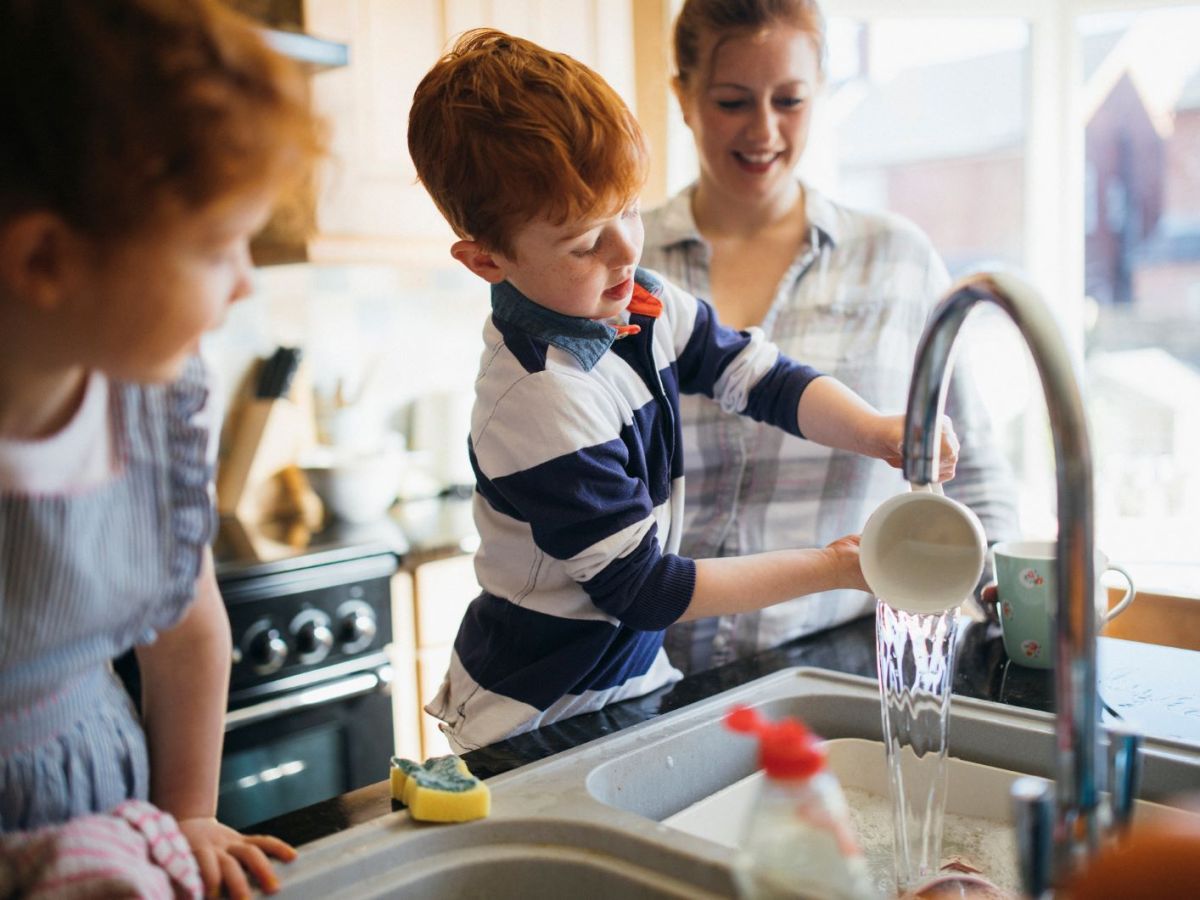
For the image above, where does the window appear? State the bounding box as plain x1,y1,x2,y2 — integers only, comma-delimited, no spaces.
810,15,1058,539
1079,6,1200,591
816,17,1030,276
661,0,1200,596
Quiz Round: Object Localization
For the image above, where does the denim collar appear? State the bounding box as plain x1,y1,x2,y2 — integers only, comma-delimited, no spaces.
491,275,660,372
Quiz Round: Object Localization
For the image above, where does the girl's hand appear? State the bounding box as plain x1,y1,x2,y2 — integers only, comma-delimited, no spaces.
874,413,959,482
824,534,869,593
177,817,296,899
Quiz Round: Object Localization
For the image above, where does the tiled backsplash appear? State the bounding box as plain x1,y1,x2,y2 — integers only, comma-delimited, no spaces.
203,261,484,478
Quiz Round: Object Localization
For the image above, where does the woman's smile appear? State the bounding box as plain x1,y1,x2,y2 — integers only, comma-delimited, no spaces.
733,150,784,174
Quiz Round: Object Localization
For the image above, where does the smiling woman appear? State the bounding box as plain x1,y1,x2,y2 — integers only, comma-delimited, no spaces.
787,1,1200,599
641,0,1020,676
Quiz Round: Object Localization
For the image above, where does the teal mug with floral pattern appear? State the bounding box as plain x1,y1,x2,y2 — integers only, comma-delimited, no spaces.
993,540,1136,669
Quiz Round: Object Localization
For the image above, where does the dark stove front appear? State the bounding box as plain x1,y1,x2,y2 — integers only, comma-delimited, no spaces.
217,550,397,829
119,547,399,830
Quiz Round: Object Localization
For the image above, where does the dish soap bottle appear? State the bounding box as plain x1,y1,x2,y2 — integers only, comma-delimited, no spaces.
726,706,878,900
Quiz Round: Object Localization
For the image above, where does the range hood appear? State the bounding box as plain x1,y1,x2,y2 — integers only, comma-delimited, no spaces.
261,27,348,72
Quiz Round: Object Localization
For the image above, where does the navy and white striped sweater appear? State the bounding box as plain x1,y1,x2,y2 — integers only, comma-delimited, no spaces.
426,268,822,750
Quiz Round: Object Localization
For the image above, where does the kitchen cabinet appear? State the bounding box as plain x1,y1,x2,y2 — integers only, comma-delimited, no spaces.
389,569,423,760
257,0,642,265
1103,585,1200,652
409,553,479,757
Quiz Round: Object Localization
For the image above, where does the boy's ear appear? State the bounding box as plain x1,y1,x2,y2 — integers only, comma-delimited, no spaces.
450,239,508,285
0,212,80,312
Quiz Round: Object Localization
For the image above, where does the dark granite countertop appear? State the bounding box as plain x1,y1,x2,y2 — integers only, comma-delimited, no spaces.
251,613,1200,848
213,493,477,582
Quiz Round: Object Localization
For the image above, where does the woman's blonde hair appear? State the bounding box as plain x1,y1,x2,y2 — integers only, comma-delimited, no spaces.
673,0,828,88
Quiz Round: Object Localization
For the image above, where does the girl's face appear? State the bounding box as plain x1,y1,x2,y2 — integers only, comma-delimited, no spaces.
74,189,270,383
677,24,822,206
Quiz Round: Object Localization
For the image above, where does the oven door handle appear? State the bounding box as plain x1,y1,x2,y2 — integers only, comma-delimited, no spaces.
224,664,393,732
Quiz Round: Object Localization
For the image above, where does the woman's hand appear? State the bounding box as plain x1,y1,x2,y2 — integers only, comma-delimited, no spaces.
873,413,959,482
177,817,296,899
823,534,869,593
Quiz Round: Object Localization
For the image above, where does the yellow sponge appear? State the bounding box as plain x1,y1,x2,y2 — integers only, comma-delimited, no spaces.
389,755,491,823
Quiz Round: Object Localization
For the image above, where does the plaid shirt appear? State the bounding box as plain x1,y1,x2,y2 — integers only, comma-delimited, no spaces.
641,182,1020,674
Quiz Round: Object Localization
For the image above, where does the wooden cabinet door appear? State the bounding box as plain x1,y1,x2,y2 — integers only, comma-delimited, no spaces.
291,0,645,263
443,0,634,105
412,554,479,757
303,0,453,263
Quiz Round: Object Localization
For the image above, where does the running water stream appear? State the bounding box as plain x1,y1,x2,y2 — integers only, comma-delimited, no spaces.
875,599,961,894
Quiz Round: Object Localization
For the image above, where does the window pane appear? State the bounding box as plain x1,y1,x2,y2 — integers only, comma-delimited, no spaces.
1081,7,1200,591
658,8,1199,595
816,17,1029,276
814,18,1054,536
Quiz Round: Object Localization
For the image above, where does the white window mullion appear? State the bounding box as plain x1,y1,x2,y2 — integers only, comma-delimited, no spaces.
1026,3,1087,365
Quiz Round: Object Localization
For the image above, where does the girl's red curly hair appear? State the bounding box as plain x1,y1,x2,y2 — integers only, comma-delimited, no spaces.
0,0,325,237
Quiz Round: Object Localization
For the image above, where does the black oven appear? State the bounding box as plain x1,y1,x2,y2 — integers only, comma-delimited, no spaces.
215,548,398,829
218,656,393,829
117,544,401,830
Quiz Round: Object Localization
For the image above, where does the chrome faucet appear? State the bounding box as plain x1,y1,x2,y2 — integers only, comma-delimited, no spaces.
901,269,1118,887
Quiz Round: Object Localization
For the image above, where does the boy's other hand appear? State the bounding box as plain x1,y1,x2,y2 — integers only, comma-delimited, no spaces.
177,817,296,899
824,534,869,593
874,413,959,482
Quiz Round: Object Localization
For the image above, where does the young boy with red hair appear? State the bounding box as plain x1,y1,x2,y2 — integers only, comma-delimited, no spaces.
407,30,958,750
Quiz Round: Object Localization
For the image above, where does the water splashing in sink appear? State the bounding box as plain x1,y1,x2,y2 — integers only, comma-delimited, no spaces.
876,599,960,893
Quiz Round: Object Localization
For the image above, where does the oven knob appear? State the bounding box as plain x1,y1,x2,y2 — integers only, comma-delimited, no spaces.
336,600,377,653
291,609,333,665
245,622,288,675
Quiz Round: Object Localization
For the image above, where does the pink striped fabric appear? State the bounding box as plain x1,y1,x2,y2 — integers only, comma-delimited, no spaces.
0,800,202,899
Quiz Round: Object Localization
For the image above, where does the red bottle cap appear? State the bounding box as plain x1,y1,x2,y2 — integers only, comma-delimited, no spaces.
725,705,826,779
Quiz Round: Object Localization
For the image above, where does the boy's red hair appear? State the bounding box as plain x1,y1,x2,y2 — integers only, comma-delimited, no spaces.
408,29,649,258
0,0,324,237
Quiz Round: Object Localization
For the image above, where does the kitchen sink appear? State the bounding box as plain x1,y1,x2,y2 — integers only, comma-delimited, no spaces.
275,817,734,899
274,668,1200,898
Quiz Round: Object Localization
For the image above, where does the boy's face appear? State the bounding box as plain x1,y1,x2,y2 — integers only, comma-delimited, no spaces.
471,201,644,320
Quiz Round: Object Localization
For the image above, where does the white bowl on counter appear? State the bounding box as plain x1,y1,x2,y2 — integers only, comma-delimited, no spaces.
302,447,405,524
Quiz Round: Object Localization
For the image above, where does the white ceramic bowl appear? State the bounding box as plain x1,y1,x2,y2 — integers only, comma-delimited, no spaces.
303,450,404,524
860,487,987,614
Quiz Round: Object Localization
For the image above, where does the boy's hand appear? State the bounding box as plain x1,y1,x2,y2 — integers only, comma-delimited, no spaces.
824,534,869,593
177,817,296,899
873,413,959,482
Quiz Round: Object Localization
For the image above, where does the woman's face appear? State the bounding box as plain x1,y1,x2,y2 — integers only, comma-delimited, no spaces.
677,24,821,206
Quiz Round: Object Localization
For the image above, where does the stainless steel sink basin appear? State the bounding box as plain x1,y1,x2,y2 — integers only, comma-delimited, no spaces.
279,817,734,899
275,668,1200,897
